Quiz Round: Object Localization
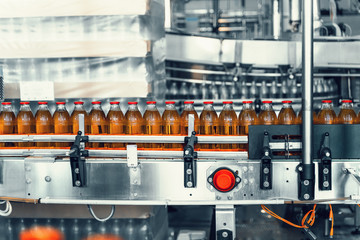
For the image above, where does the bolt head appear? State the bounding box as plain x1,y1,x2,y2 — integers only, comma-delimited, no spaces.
187,181,193,187
263,181,270,188
304,180,310,186
222,232,228,238
74,168,80,174
298,166,303,172
45,176,51,182
304,194,310,200
227,196,233,200
265,151,269,156
323,181,329,188
263,167,270,174
323,168,329,174
236,178,241,183
75,180,81,186
216,196,221,200
26,179,32,184
186,169,192,175
208,178,213,183
325,152,330,157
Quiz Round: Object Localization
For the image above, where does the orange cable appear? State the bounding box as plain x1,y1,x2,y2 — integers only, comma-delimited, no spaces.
329,204,334,238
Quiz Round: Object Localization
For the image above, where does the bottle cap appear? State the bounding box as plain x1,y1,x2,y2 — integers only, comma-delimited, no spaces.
341,99,352,103
74,101,84,104
128,102,138,105
242,101,253,104
282,100,292,104
223,101,233,104
56,102,66,105
262,100,272,104
110,101,120,104
20,102,30,105
322,100,332,103
146,101,156,104
91,101,101,104
1,102,11,105
165,101,176,104
184,101,194,104
203,101,214,104
38,102,48,105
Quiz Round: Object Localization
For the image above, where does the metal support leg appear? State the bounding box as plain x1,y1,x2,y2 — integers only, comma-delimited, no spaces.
353,206,360,234
215,205,236,240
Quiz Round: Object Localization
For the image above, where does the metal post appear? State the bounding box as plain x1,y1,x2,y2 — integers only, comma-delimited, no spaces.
299,0,315,200
215,205,236,240
273,0,282,39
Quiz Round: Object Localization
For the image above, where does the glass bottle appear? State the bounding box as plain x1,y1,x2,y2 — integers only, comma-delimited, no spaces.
219,101,238,150
70,101,90,134
17,102,36,147
53,102,71,148
125,102,144,148
258,101,278,125
89,101,108,148
107,101,125,149
143,101,162,149
278,100,297,125
316,100,337,124
180,101,200,135
200,101,219,150
337,99,357,124
35,102,53,147
162,101,181,150
295,108,318,124
238,101,258,151
0,102,16,147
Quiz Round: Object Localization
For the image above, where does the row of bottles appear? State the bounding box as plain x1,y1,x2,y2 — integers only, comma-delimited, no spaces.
165,78,338,100
0,218,152,240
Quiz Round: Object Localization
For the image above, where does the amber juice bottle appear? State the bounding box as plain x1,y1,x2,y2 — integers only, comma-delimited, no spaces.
17,102,35,147
200,101,219,150
180,101,200,135
295,109,318,124
143,101,162,149
89,101,108,148
53,102,71,148
238,101,258,151
317,100,337,124
125,102,144,148
35,102,53,148
338,99,357,124
219,101,238,150
162,101,182,150
70,101,90,134
107,101,125,149
278,100,296,125
258,101,278,125
0,102,16,147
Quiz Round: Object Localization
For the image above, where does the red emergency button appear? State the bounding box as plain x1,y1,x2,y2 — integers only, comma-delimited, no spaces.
213,169,236,192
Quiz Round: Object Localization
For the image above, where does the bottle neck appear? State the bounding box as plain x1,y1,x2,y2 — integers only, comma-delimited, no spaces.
74,104,85,111
128,104,139,111
91,104,102,111
242,103,253,110
262,103,273,111
282,103,292,109
110,104,121,111
165,104,176,111
203,104,215,111
38,104,49,111
341,102,352,109
20,104,32,112
222,103,234,111
146,104,158,111
184,103,195,111
56,104,67,112
2,105,14,112
321,103,332,110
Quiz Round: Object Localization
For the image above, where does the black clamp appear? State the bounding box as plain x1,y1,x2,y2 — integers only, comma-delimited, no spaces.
260,131,272,190
319,132,332,191
216,229,233,240
184,131,198,188
70,131,89,187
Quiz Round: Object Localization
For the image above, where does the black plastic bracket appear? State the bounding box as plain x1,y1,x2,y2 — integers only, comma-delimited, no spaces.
260,131,272,190
70,131,89,187
184,131,198,188
297,163,315,200
216,229,233,240
319,132,332,191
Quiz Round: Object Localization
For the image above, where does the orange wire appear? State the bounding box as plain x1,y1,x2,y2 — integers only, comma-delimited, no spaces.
261,205,317,229
329,204,334,237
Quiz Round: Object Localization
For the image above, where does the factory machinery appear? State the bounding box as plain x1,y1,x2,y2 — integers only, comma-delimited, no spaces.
0,0,360,240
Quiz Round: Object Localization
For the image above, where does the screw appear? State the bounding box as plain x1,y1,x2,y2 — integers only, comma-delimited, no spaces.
242,167,248,172
227,196,233,200
222,232,228,238
45,176,51,182
26,179,32,184
304,194,310,200
133,180,138,185
208,178,213,183
323,168,329,174
298,166,303,172
74,168,80,174
265,151,269,156
133,193,138,197
187,181,193,187
325,152,330,157
304,180,310,186
75,180,81,187
243,179,248,185
263,181,270,188
185,150,190,155
263,168,270,174
323,181,329,188
236,178,241,183
186,169,192,175
216,196,221,200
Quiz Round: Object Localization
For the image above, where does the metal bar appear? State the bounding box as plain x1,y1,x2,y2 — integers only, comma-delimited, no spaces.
0,135,248,144
269,142,302,150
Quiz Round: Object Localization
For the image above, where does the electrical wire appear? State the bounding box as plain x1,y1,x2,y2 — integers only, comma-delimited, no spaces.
329,204,334,238
87,205,115,222
261,204,317,229
0,200,12,217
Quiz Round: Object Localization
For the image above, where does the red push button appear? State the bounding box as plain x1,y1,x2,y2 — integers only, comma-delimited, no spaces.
213,169,236,192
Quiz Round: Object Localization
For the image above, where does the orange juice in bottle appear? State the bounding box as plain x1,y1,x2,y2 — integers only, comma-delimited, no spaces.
295,108,318,124
317,100,337,124
89,101,108,148
143,101,162,149
0,102,16,147
35,102,53,148
258,101,278,125
70,101,90,134
107,101,125,149
337,99,357,124
200,101,219,150
278,100,296,125
219,101,238,150
162,101,182,150
238,101,258,151
180,101,200,135
125,102,144,148
17,102,36,147
53,102,71,148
